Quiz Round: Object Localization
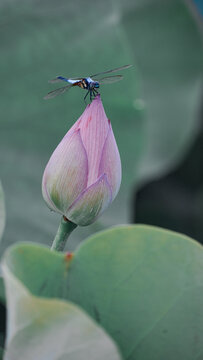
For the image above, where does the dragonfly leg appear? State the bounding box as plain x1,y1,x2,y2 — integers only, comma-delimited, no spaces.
84,90,89,104
90,90,93,102
93,89,99,97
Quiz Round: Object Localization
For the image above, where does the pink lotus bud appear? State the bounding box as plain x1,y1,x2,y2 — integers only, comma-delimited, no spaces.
42,96,121,226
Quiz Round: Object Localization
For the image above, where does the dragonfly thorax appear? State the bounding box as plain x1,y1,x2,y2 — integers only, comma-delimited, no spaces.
84,78,100,90
80,78,89,89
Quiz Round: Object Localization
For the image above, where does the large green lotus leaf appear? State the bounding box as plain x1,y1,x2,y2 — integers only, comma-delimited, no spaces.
2,261,121,360
122,0,203,183
3,225,203,360
0,0,202,253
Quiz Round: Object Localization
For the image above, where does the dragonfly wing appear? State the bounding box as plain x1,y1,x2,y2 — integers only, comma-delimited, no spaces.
49,77,64,84
44,84,72,99
96,75,123,84
91,64,132,78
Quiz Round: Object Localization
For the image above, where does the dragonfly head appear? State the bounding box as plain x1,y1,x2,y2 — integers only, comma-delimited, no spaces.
94,81,100,89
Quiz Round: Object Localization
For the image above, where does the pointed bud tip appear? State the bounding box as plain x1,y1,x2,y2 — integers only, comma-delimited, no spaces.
94,94,101,100
92,94,101,104
84,95,102,111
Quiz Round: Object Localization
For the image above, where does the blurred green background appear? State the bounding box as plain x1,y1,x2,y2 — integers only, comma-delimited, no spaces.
0,0,202,254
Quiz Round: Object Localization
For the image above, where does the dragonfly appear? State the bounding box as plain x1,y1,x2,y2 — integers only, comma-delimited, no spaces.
44,64,132,102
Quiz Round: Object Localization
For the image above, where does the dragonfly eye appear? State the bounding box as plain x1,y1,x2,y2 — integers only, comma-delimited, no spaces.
94,82,100,88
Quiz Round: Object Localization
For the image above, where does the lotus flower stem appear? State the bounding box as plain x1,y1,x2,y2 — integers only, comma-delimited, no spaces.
51,216,77,252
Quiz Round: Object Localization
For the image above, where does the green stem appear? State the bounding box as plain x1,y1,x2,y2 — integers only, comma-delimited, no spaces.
51,216,77,252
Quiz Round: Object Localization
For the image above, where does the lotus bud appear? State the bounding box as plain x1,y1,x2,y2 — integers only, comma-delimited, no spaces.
42,95,121,226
